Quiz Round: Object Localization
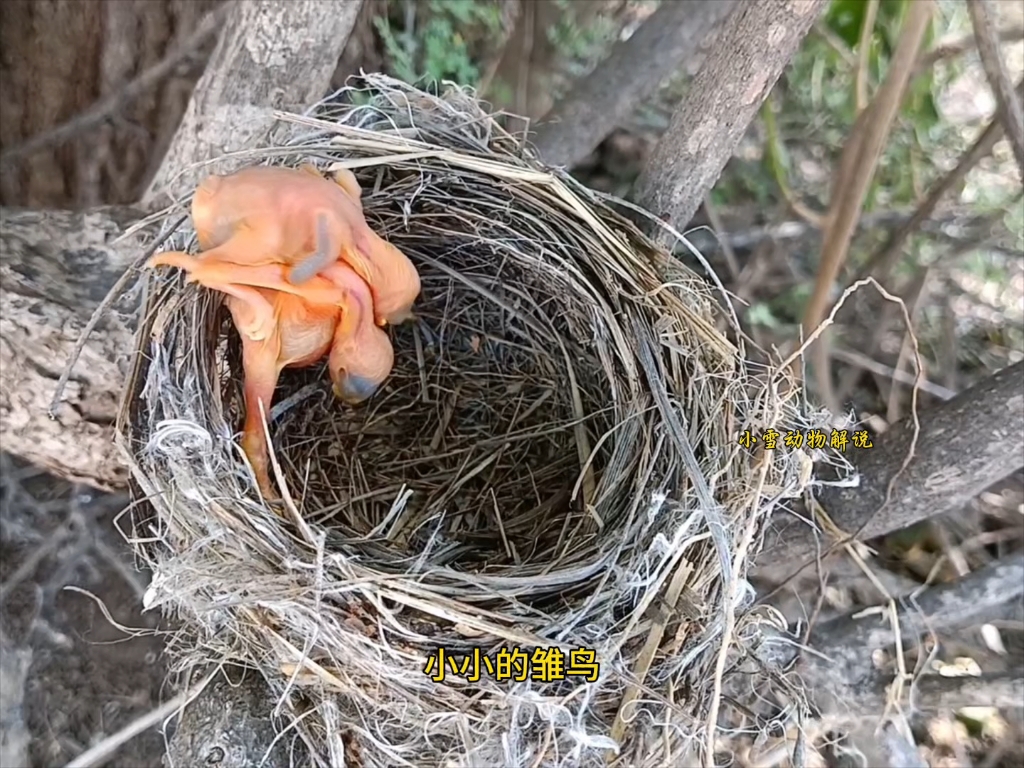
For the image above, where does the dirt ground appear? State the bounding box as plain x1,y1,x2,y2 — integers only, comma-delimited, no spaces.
0,452,167,768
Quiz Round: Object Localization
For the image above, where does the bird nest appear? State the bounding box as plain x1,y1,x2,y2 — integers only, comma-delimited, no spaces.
117,76,816,768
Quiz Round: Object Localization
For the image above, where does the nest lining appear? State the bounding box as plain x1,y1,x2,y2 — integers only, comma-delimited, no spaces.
120,76,820,768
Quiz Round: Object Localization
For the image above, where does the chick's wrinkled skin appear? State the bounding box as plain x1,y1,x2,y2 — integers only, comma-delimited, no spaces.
227,264,393,499
161,164,420,326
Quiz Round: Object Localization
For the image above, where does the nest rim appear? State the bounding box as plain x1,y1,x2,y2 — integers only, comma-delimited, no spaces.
117,75,817,768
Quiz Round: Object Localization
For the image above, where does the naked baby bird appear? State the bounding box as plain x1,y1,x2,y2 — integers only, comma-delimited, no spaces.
225,263,393,499
146,162,414,499
153,164,421,327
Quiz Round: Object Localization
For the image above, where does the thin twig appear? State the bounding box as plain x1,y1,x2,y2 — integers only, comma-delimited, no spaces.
0,5,229,169
800,0,934,412
968,0,1024,173
829,346,956,401
63,671,216,768
855,82,1021,282
855,0,880,113
915,23,1024,74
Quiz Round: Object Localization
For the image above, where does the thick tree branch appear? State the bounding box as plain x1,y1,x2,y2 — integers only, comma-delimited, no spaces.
968,0,1024,174
531,0,740,169
632,0,827,240
800,552,1024,718
143,0,364,206
0,207,146,490
758,360,1024,568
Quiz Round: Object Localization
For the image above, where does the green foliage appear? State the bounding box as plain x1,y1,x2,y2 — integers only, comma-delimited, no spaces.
374,0,504,87
547,0,618,78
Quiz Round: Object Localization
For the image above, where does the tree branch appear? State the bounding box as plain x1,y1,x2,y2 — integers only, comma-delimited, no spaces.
968,0,1024,174
800,552,1024,718
758,360,1024,569
143,0,364,206
0,206,147,490
531,0,740,169
915,23,1024,75
0,4,228,171
632,0,827,240
855,77,1024,282
801,0,935,412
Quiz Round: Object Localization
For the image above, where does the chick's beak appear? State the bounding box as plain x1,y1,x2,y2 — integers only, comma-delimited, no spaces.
332,374,380,404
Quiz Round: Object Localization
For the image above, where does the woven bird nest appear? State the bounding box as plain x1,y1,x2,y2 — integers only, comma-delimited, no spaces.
118,76,815,768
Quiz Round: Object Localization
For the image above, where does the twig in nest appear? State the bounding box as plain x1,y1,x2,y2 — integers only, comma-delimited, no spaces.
968,0,1024,174
0,5,229,169
48,215,188,418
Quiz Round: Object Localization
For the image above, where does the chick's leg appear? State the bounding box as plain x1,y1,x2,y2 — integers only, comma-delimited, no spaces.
170,256,350,309
235,323,283,500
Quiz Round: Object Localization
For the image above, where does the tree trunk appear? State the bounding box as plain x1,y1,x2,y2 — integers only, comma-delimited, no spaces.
0,0,223,209
0,206,145,490
633,0,827,237
532,0,740,169
143,0,364,206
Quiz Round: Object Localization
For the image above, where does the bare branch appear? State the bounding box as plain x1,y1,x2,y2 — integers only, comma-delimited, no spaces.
758,360,1024,569
0,4,228,171
915,23,1024,75
143,0,364,206
633,0,827,239
968,0,1024,174
531,0,740,169
0,206,146,490
799,552,1024,718
855,78,1023,282
801,0,935,411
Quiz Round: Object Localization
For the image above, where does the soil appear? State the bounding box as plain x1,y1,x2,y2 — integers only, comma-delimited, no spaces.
0,453,168,768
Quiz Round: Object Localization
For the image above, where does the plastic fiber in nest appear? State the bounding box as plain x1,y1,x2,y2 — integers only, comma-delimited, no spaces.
117,75,819,768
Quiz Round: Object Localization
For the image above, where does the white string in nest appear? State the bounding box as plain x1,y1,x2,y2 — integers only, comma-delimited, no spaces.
116,75,825,768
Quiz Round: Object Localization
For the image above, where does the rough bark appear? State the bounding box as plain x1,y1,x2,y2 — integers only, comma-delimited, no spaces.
531,0,740,169
800,552,1024,718
0,206,146,491
143,0,364,206
633,0,827,238
0,0,223,209
164,667,307,768
758,360,1024,568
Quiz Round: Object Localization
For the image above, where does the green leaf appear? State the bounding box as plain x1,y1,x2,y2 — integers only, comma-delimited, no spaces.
825,0,869,49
